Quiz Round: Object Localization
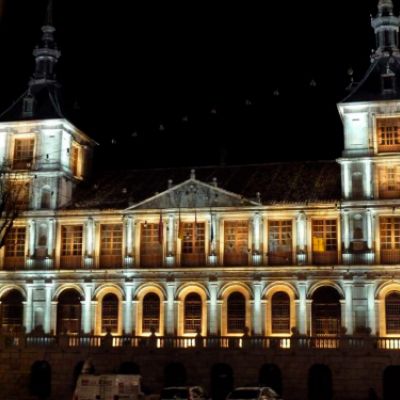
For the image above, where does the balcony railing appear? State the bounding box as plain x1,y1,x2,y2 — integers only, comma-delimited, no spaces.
2,333,400,351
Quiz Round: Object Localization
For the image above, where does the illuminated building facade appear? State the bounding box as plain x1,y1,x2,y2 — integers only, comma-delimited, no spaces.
2,1,400,399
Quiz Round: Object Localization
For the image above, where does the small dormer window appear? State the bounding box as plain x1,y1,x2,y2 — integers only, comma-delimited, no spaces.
382,73,396,93
376,117,400,152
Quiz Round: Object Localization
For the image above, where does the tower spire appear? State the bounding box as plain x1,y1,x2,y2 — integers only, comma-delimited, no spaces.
31,0,61,83
371,0,400,59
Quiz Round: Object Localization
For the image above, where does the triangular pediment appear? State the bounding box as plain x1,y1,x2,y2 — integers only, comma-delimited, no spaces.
126,178,258,210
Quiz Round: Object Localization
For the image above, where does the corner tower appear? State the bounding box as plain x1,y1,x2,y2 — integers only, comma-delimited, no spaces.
0,2,96,210
337,0,400,262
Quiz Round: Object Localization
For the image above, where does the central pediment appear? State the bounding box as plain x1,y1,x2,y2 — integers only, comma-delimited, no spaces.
126,178,258,210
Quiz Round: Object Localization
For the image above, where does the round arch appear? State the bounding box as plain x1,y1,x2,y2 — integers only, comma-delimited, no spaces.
176,283,208,336
135,284,165,336
377,282,400,336
53,284,84,301
94,285,124,335
264,282,297,336
307,281,345,300
0,285,26,300
220,283,252,336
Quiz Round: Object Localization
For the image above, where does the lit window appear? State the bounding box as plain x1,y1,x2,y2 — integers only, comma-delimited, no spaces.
224,221,249,266
100,224,123,268
140,223,163,268
268,220,292,265
70,144,80,176
386,292,400,334
13,138,34,169
60,225,83,269
181,222,205,266
380,217,400,264
142,293,160,333
377,118,400,152
184,293,202,333
312,220,337,265
227,292,245,333
271,292,290,334
102,293,118,334
4,227,25,270
378,165,400,198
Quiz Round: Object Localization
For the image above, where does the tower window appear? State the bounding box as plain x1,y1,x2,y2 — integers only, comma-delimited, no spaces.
378,165,400,198
13,137,34,169
70,144,80,177
377,118,400,152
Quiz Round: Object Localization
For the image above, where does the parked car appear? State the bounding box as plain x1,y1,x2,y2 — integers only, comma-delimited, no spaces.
160,386,208,400
226,387,282,400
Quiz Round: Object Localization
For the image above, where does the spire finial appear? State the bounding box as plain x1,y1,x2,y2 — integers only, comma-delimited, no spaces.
371,0,400,59
44,0,54,27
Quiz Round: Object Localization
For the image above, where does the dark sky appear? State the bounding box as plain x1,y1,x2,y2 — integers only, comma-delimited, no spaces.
0,0,390,169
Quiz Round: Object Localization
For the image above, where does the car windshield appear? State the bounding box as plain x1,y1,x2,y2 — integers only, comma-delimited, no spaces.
161,388,189,399
228,389,259,399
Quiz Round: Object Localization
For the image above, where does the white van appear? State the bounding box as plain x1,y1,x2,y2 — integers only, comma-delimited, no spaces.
72,374,144,400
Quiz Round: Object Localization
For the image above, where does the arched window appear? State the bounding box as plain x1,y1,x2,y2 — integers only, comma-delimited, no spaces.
102,293,118,334
40,187,51,209
312,287,341,336
1,290,24,333
271,292,290,334
142,293,160,333
184,293,202,333
57,289,82,334
227,292,245,333
386,292,400,334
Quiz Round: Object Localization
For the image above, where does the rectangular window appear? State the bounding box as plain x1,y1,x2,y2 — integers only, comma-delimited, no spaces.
100,224,123,268
268,220,293,265
380,217,400,264
312,219,338,265
378,165,400,198
181,222,205,266
60,225,83,268
4,227,25,270
224,221,249,266
140,223,162,268
377,118,400,152
13,138,34,169
8,180,30,209
70,144,80,176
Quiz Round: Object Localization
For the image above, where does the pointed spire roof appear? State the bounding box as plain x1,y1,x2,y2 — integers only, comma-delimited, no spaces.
0,1,65,121
341,0,400,103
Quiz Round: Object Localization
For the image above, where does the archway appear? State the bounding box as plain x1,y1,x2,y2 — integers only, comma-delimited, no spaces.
57,289,82,334
164,362,187,387
29,360,51,399
211,363,233,400
383,365,400,400
1,289,24,333
259,363,282,395
312,286,341,335
308,364,332,400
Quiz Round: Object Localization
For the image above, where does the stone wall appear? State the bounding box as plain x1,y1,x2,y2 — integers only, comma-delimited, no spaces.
0,346,399,400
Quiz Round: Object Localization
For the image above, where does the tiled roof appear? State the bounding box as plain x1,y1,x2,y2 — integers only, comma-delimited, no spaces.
69,161,341,210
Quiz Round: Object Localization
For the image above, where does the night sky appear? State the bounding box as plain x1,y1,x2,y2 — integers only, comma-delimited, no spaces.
0,0,390,170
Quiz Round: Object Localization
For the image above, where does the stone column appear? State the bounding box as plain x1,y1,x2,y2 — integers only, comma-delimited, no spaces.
306,300,313,336
123,283,133,334
296,212,307,265
50,301,57,334
367,283,377,335
81,284,94,334
23,285,34,333
165,283,176,335
44,284,52,334
124,216,134,267
29,220,36,257
209,213,218,265
344,284,353,334
252,213,262,265
166,214,175,266
84,217,94,268
208,282,219,335
342,210,350,252
252,282,262,335
297,282,307,335
47,218,55,257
